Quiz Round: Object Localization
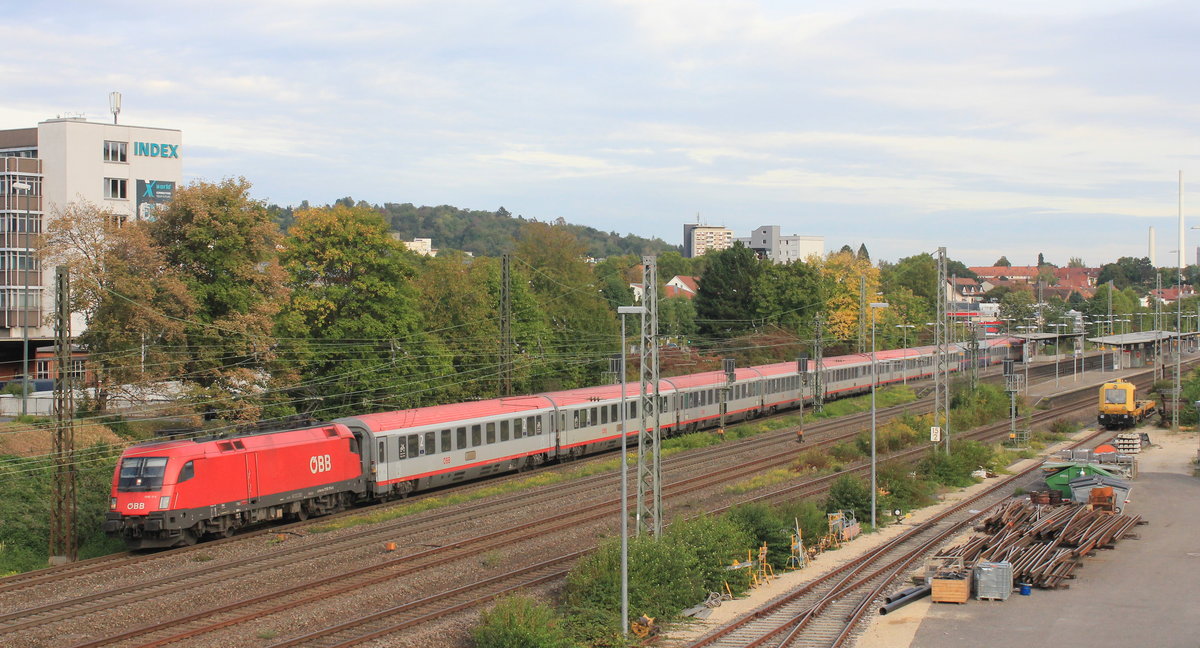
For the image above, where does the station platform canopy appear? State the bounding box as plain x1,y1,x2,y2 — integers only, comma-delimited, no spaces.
1086,330,1198,346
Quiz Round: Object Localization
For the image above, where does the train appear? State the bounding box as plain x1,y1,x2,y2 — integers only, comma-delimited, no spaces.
1097,379,1156,429
104,337,1023,549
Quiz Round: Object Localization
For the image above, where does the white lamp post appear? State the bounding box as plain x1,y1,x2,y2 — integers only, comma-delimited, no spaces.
869,302,888,530
615,305,644,636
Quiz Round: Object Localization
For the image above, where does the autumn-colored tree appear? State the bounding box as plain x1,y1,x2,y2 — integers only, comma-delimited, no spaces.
810,250,880,342
42,200,123,324
77,223,196,406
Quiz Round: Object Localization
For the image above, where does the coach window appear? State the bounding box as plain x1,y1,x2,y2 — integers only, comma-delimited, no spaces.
396,437,407,460
514,417,524,439
600,406,608,425
456,427,467,450
590,407,598,425
424,431,435,455
629,401,637,418
471,425,482,447
441,429,451,453
378,440,386,463
572,410,580,429
485,422,496,444
610,404,618,421
407,435,420,459
177,460,194,483
534,416,543,435
500,420,510,442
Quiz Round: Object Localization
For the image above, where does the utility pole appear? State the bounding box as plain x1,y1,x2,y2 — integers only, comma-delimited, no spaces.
812,314,824,413
720,358,736,432
500,254,512,396
934,247,950,453
636,256,661,537
49,265,76,564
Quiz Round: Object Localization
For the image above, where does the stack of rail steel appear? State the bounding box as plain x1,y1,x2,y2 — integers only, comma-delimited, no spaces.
940,499,1143,589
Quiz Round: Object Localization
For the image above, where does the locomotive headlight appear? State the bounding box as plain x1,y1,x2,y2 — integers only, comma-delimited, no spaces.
110,497,117,510
158,496,171,509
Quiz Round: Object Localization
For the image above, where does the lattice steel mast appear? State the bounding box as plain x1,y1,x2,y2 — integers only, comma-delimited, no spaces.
934,247,951,453
636,256,661,537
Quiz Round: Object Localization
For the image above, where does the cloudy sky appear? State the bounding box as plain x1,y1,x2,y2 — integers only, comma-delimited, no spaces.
5,1,1199,266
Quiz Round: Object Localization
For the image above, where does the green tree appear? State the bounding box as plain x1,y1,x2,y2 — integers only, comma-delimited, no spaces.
695,243,762,338
999,290,1036,324
882,253,936,303
149,178,287,422
660,296,698,339
1068,257,1085,268
1097,257,1155,290
752,260,825,339
516,221,617,390
994,256,1011,267
277,205,454,416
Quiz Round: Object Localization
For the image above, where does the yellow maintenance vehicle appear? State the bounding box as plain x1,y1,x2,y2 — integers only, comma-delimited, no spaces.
1097,379,1155,429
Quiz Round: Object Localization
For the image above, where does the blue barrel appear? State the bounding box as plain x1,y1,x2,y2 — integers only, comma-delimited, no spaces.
1018,583,1032,596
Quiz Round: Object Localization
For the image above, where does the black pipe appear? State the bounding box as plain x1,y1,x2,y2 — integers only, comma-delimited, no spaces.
878,586,931,615
883,586,922,604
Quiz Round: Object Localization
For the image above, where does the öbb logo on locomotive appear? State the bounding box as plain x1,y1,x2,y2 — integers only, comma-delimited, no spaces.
310,454,333,474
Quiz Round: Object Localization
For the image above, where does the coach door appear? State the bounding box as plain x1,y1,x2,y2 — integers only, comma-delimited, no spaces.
375,438,389,483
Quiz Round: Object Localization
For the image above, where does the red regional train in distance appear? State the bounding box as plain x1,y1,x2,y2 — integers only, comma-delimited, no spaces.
105,337,1022,548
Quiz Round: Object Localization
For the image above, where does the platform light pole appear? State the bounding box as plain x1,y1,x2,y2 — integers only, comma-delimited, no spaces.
869,302,888,531
615,305,644,637
1049,323,1067,386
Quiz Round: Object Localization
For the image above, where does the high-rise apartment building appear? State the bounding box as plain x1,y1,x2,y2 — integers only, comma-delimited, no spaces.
683,223,735,258
0,116,182,378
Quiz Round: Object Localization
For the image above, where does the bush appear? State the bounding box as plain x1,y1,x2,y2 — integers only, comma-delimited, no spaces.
562,514,751,645
916,440,998,488
825,474,871,525
474,595,575,648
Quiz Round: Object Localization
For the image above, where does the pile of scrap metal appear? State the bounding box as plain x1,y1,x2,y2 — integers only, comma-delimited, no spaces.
940,499,1144,589
1046,448,1137,479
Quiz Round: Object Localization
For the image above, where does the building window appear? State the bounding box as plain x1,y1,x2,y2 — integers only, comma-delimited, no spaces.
104,178,127,200
103,141,127,163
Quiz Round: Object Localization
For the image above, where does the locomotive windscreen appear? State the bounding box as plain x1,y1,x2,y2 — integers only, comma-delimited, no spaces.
117,457,169,491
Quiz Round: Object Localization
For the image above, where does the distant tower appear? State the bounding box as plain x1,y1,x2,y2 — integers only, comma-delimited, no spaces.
1149,226,1155,265
109,91,122,125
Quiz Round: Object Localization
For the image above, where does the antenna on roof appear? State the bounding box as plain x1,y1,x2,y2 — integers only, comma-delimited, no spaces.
109,91,122,125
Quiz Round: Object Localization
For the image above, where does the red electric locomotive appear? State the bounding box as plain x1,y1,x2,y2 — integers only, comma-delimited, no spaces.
104,424,366,549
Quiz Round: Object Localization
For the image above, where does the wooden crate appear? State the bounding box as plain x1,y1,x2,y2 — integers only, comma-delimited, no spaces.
931,577,971,603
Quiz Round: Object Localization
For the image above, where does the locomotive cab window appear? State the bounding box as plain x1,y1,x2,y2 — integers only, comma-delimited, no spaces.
177,460,194,484
117,457,168,492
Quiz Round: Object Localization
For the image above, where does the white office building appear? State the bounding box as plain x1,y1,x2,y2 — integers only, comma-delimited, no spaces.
0,116,182,377
738,226,823,264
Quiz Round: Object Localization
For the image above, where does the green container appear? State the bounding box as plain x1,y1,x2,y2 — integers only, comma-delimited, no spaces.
1044,464,1116,499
